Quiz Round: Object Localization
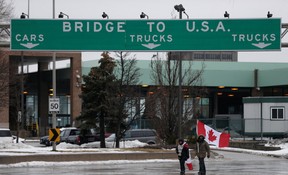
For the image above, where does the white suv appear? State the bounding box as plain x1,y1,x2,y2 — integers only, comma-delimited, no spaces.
0,128,13,143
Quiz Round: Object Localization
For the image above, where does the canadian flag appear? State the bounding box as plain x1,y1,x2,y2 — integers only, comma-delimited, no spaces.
196,120,230,148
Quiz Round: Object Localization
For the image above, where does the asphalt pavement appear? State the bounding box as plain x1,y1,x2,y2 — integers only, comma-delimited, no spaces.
1,151,288,175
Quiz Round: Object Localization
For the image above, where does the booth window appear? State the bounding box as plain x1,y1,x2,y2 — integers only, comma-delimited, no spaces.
270,107,284,120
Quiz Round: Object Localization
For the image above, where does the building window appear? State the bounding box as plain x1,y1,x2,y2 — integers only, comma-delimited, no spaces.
270,107,284,120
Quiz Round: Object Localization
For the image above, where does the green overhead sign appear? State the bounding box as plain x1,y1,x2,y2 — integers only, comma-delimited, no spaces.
10,18,281,51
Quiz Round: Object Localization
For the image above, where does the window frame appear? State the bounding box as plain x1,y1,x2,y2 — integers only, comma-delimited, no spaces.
270,106,285,120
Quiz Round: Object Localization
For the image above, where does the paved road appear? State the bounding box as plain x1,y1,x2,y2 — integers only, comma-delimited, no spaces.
0,150,287,175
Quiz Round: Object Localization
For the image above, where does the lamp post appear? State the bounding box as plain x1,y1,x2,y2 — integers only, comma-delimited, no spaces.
102,12,109,19
20,13,29,19
58,12,69,19
224,11,230,19
51,0,57,151
174,4,186,139
18,12,30,143
140,12,149,19
267,11,273,18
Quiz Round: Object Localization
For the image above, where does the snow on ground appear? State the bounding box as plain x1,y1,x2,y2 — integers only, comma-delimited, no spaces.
0,159,177,168
0,138,287,168
0,139,148,155
212,138,288,159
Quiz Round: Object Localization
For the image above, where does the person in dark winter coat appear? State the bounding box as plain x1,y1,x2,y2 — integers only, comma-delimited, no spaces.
176,138,190,175
194,134,210,175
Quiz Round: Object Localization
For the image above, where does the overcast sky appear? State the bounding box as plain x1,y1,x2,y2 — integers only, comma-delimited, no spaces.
10,0,288,62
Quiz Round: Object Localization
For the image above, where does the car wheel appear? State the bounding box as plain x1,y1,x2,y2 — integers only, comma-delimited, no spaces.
147,141,155,145
45,141,50,146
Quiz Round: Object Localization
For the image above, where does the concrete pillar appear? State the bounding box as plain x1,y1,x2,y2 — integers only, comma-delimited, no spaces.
70,54,82,127
38,61,49,136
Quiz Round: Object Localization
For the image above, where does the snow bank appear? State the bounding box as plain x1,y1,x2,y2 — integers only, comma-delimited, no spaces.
0,139,148,155
0,138,287,159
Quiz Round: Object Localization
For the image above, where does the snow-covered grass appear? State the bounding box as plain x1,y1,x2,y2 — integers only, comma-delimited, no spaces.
0,139,148,155
212,138,288,159
0,138,287,168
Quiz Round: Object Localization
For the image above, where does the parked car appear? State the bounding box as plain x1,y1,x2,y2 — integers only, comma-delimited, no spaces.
40,135,52,146
66,128,111,145
40,127,77,146
0,128,13,144
60,128,79,142
123,129,159,145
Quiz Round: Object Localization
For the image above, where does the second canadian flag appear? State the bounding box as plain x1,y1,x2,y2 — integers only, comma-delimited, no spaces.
196,120,230,148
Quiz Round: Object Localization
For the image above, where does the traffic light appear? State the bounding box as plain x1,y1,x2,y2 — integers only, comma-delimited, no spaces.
49,88,53,96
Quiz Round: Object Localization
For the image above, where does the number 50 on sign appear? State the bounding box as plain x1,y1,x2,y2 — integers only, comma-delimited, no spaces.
49,98,60,113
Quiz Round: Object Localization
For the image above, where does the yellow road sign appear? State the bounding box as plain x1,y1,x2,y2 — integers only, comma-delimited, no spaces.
49,128,60,142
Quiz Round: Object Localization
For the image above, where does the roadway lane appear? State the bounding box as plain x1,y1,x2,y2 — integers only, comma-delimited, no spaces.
0,150,287,175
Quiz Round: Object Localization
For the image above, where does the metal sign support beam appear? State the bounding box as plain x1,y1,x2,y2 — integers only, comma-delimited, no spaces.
51,0,57,152
282,23,288,47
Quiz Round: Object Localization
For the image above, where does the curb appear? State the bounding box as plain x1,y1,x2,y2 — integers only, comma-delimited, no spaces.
0,152,177,164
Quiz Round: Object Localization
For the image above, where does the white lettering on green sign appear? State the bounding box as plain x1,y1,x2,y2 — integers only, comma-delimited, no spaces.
11,19,281,51
63,21,126,33
186,21,229,32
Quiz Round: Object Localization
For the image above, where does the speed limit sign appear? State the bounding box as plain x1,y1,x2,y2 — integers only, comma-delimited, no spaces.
49,98,60,113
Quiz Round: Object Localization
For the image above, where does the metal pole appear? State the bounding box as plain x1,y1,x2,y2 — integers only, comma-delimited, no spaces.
28,0,30,17
178,11,183,139
260,102,263,141
21,52,24,129
52,0,57,151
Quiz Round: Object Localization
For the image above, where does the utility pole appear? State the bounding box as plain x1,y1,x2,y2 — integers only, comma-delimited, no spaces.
174,4,185,139
51,0,57,151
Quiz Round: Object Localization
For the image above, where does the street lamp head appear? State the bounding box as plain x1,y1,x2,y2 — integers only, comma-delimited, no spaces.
140,12,149,19
102,12,109,19
267,11,273,18
58,12,69,19
174,4,185,12
224,11,230,18
20,12,29,19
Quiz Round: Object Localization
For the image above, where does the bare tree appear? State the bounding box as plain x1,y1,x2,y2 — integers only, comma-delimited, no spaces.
147,52,206,144
111,52,142,148
0,49,9,109
0,0,13,39
0,0,13,107
0,0,13,20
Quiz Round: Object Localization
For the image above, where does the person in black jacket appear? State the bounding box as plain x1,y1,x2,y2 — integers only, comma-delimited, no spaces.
176,138,190,175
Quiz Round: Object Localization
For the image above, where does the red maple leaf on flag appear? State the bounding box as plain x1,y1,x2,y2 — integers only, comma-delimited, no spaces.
208,129,217,142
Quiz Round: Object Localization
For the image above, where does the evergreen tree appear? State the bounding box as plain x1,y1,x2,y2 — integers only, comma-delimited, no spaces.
78,52,118,148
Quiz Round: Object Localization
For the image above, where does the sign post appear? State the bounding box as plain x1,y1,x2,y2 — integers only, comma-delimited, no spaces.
51,0,57,152
10,19,281,51
49,97,60,113
49,128,60,143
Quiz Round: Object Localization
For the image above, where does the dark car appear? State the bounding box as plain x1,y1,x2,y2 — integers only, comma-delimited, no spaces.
40,135,52,146
40,127,77,146
66,128,112,145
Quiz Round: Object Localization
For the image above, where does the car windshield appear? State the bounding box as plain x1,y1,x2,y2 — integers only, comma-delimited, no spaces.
0,130,12,137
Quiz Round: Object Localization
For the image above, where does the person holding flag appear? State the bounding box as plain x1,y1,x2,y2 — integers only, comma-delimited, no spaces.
194,120,231,174
196,120,230,148
176,138,190,175
194,134,210,175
